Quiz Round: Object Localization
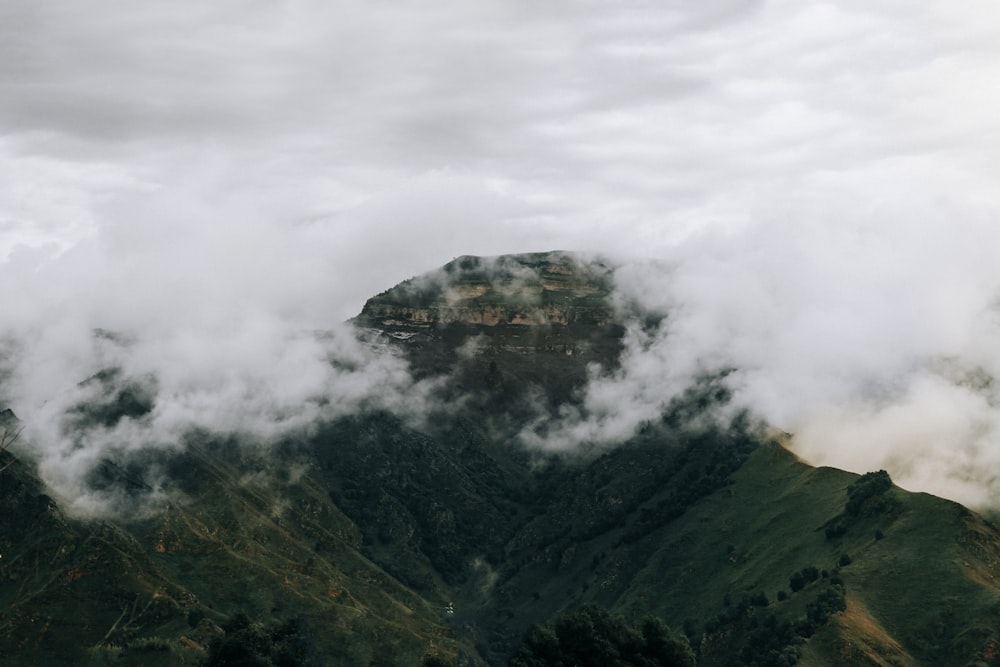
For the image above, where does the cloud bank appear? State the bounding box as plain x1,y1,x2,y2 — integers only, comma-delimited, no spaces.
0,195,450,515
4,1,1000,509
529,219,1000,509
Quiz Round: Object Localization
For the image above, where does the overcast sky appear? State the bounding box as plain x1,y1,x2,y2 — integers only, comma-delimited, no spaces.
6,0,1000,314
6,1,1000,511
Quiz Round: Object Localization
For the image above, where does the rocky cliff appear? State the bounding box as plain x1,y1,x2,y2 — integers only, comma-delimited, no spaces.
353,252,625,404
356,251,616,330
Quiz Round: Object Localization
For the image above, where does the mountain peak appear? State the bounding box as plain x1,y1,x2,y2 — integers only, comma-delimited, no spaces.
356,251,616,331
353,252,624,400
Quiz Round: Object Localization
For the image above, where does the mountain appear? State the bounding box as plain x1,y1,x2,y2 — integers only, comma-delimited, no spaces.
353,251,625,404
3,251,1000,666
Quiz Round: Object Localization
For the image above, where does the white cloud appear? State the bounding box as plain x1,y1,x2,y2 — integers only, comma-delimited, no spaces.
4,0,1000,509
527,217,1000,508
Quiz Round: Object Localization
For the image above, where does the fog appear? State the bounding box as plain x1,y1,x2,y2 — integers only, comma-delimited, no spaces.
531,220,1000,509
5,1,1000,511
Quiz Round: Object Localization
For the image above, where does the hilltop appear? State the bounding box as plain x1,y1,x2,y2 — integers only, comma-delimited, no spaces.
357,251,616,330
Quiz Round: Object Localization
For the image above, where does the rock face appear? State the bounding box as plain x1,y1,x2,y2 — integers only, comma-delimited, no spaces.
356,251,616,330
354,252,625,403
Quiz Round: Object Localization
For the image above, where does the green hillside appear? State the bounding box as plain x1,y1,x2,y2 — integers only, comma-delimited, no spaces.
0,431,472,666
3,252,1000,666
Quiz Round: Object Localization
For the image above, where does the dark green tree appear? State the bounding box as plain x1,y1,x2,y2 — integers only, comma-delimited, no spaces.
641,618,696,667
846,470,893,516
509,605,694,667
203,614,308,667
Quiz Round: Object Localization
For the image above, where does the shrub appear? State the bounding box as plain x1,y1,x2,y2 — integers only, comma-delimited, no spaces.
127,637,172,652
806,588,847,628
642,618,697,667
825,517,848,540
509,605,695,667
846,470,893,516
204,614,309,667
737,614,803,666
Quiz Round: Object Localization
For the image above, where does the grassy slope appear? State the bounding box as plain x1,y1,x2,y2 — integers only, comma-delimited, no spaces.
620,438,859,621
802,490,1000,665
137,442,468,665
0,443,475,667
7,419,1000,665
11,253,1000,665
299,399,1000,666
0,450,186,666
614,439,1000,666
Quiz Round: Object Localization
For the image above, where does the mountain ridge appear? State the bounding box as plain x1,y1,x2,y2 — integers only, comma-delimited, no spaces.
3,252,1000,665
356,251,617,330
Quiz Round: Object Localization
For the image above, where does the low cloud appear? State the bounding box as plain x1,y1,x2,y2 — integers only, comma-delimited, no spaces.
5,0,1000,514
523,219,1000,510
3,321,444,516
0,194,450,516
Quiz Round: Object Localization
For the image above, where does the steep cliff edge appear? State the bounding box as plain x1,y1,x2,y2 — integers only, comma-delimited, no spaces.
353,251,625,404
356,251,616,330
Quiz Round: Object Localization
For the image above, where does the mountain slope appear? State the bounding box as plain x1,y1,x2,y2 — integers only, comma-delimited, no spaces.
616,439,1000,665
4,251,1000,666
0,434,473,666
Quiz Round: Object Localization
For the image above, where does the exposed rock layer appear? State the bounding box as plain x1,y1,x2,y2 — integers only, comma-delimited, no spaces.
356,251,616,330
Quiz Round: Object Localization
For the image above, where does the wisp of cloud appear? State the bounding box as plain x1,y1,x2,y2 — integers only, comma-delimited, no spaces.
5,0,1000,513
528,216,1000,510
